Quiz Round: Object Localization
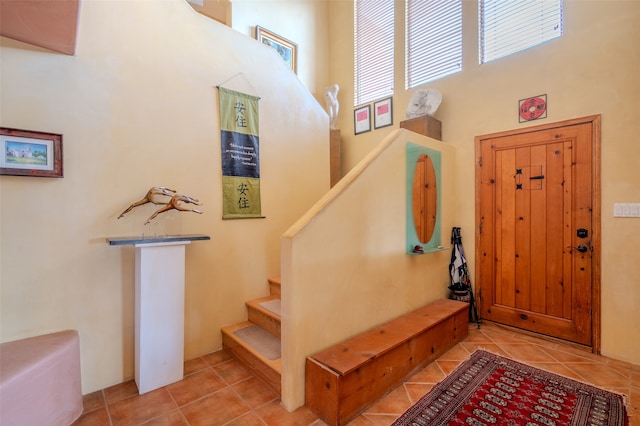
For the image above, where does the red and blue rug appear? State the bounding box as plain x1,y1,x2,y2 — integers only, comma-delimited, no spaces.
393,350,628,426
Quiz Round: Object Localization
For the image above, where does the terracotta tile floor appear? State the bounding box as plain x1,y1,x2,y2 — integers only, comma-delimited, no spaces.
73,322,639,425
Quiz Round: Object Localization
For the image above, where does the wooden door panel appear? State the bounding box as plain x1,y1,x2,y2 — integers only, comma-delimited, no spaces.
546,141,571,320
572,123,594,339
529,145,547,314
514,147,531,312
497,149,515,307
476,119,599,347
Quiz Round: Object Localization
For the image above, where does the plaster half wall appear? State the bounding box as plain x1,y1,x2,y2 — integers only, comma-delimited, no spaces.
0,0,329,394
281,129,456,409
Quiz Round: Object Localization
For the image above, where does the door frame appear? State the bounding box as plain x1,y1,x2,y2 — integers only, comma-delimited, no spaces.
474,115,601,353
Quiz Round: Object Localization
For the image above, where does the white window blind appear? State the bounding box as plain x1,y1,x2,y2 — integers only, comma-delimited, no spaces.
480,0,563,64
354,0,394,106
405,0,462,89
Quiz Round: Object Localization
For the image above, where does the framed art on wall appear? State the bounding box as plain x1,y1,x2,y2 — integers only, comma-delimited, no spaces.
256,26,297,73
354,105,371,135
519,94,548,122
374,97,393,129
0,127,63,177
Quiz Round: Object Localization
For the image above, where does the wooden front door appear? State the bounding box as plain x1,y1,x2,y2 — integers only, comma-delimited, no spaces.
475,116,600,349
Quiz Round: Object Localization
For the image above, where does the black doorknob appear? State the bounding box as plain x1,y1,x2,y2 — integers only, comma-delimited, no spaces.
576,245,588,253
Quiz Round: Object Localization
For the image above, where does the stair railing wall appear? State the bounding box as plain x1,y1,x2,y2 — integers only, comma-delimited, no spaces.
280,129,457,410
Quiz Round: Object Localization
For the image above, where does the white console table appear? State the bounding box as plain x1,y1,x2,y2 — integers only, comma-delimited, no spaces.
107,234,210,393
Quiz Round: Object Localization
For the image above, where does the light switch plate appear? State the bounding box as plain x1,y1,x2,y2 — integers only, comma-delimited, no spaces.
614,203,640,217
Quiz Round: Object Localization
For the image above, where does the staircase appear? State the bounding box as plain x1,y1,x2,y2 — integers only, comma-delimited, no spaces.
221,277,282,395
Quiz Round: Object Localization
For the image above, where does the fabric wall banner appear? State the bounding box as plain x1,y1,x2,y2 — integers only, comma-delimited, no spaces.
218,87,262,219
222,176,262,219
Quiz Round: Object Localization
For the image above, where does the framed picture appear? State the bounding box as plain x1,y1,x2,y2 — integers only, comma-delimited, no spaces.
354,105,371,135
256,26,297,73
518,94,548,122
0,127,63,177
374,97,393,129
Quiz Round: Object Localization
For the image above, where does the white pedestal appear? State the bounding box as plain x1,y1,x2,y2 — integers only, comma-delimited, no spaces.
135,241,187,394
107,234,210,394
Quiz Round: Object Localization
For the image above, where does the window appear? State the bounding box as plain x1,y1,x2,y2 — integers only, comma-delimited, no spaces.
405,0,462,89
480,0,563,64
354,0,394,106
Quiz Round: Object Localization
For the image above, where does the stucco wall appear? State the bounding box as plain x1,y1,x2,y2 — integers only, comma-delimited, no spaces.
230,0,331,103
0,0,329,394
329,0,640,366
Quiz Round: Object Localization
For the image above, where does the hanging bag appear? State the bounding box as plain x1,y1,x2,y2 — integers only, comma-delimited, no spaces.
448,227,480,326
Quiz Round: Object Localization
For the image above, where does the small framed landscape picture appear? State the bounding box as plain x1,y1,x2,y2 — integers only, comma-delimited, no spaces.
354,105,371,135
0,127,63,177
256,26,297,73
374,97,393,129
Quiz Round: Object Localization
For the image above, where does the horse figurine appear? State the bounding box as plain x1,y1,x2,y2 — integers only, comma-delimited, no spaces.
118,186,203,224
144,194,203,225
118,186,177,219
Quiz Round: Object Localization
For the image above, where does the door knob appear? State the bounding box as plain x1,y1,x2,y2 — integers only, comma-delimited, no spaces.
567,245,589,253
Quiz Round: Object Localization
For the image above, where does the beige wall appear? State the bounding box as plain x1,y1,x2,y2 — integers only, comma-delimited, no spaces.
230,0,331,103
281,130,456,409
0,0,330,394
330,0,640,365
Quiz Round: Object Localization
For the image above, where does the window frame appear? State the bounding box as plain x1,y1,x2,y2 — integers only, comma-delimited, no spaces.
405,0,463,90
353,0,395,107
479,0,563,64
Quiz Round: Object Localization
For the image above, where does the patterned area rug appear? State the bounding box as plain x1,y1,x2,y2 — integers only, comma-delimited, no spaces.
393,350,628,426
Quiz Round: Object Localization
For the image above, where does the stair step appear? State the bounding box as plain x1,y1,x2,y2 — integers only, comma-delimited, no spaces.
246,296,281,338
268,277,281,297
221,321,281,395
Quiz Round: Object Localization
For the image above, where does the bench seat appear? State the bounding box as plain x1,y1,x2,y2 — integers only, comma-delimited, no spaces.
0,330,83,426
305,299,469,425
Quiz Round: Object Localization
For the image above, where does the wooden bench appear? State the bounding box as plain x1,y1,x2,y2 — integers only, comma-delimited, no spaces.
305,299,469,426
